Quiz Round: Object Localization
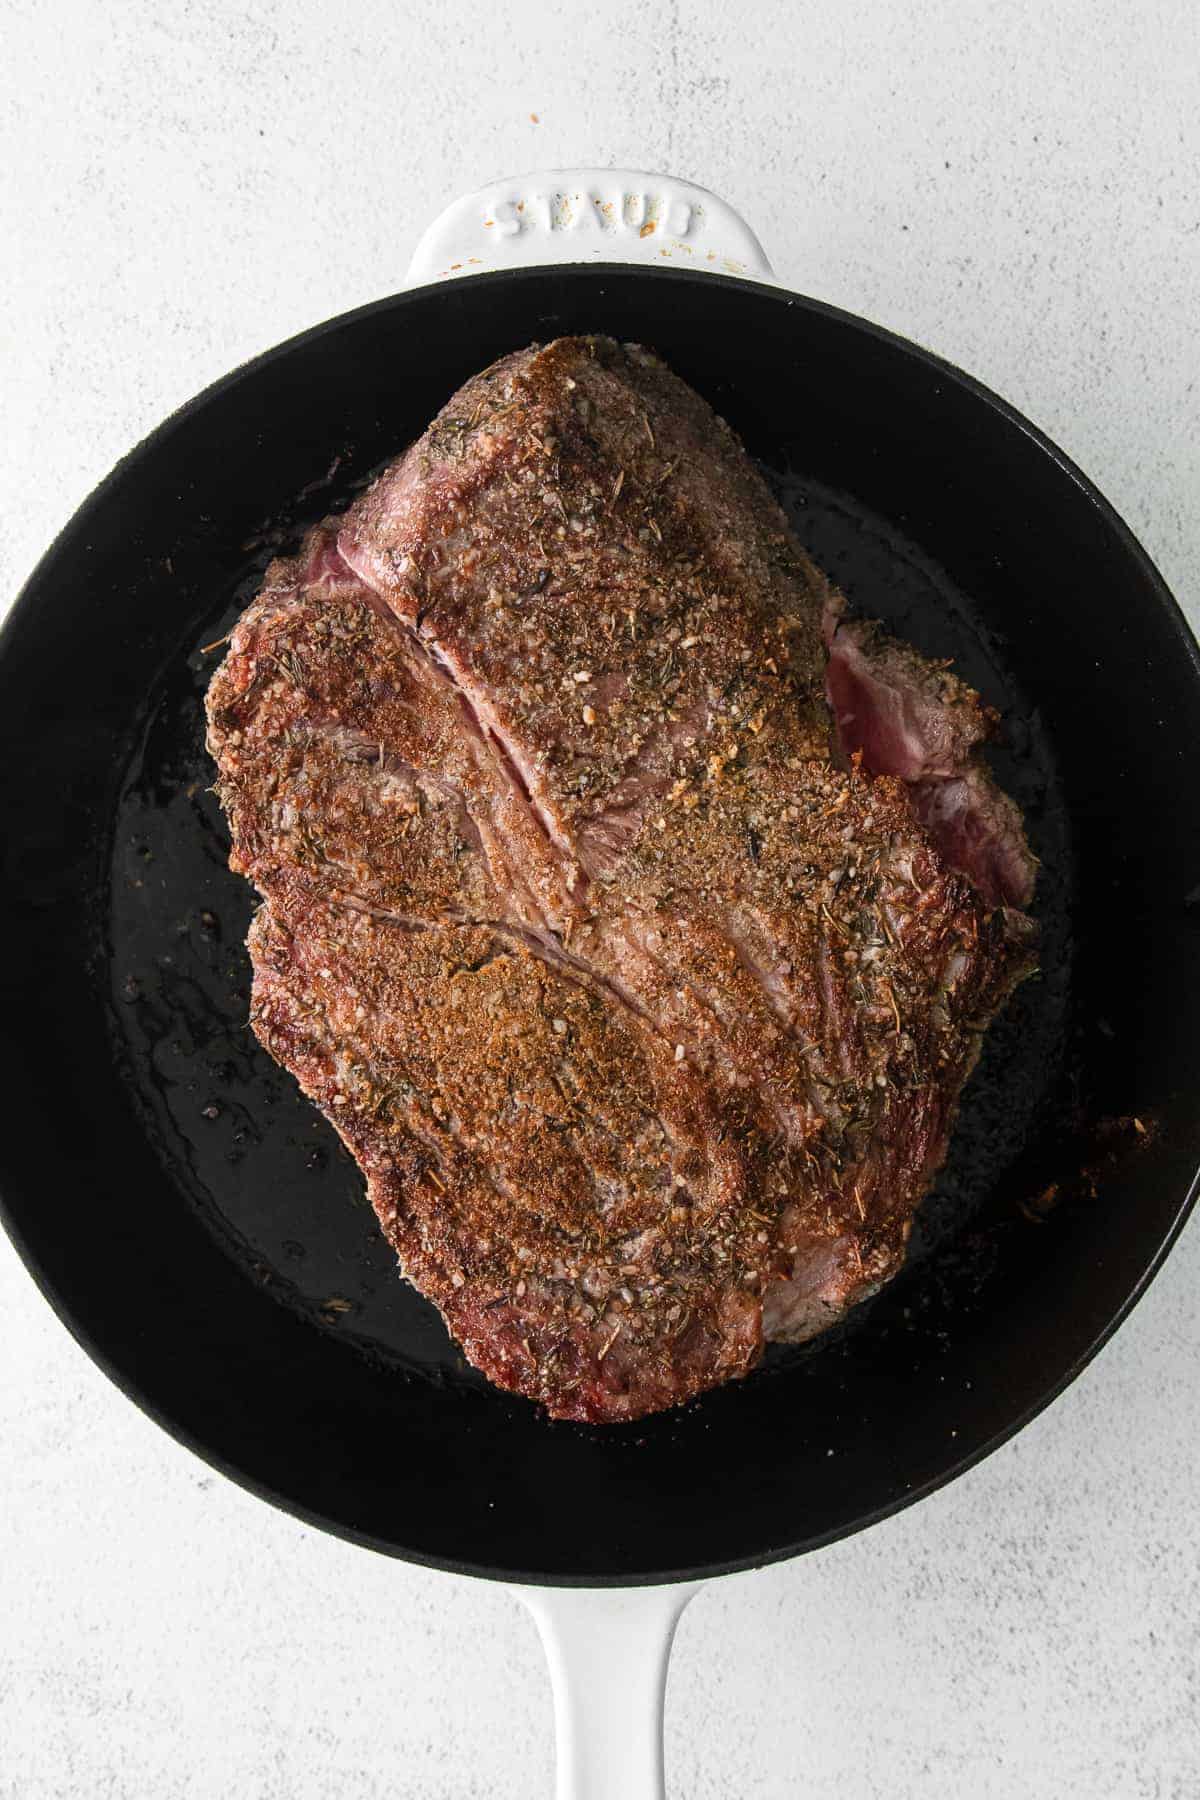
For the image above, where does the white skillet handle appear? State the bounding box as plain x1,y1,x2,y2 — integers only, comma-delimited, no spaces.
405,169,775,285
515,1581,704,1800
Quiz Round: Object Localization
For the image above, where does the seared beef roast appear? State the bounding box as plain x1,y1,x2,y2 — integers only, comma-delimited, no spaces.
207,337,1036,1422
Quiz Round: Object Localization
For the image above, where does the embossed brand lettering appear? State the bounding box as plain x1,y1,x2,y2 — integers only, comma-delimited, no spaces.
492,190,699,240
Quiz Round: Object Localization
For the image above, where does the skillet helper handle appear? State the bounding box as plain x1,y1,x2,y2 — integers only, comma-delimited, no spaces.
516,1581,703,1800
405,170,775,285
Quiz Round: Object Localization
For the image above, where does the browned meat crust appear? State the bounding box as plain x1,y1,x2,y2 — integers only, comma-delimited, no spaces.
207,336,1035,1422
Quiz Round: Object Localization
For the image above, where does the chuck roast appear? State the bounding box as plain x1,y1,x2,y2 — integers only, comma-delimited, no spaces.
206,336,1036,1423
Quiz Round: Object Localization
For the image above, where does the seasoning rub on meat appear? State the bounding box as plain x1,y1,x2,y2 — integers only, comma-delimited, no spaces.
207,337,1036,1422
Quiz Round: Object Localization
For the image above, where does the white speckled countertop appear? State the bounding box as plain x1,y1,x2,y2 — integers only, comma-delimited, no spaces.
2,3,1198,1795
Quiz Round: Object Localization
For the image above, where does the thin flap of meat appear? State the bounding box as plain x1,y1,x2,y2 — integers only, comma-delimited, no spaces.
825,614,1038,910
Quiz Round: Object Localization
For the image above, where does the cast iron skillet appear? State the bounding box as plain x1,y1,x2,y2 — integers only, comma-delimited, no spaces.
2,256,1199,1591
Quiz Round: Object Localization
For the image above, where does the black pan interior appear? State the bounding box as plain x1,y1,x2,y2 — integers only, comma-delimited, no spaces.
2,268,1198,1583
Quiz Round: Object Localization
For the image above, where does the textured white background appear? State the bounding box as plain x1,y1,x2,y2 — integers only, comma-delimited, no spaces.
2,1,1199,1795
